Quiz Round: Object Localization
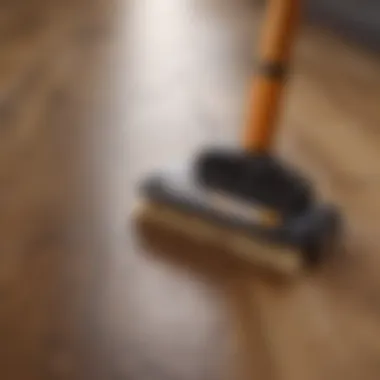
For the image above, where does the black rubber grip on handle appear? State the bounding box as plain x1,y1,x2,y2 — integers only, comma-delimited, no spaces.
258,61,288,80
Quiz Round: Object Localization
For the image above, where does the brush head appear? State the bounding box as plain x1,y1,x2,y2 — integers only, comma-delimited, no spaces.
135,201,304,275
134,164,341,276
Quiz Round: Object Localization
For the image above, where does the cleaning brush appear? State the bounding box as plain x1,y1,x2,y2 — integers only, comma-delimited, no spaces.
134,0,341,275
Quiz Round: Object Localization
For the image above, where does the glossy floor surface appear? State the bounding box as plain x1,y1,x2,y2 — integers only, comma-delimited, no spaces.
1,0,380,379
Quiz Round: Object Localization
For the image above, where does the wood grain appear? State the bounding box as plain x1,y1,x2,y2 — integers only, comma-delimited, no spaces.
1,0,380,379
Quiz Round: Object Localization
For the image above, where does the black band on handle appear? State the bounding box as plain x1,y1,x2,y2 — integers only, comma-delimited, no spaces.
258,62,288,80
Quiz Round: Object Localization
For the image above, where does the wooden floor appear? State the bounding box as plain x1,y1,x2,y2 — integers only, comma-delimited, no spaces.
1,0,380,379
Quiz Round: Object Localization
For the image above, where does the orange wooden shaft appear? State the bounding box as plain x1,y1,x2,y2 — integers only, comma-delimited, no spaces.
244,0,300,153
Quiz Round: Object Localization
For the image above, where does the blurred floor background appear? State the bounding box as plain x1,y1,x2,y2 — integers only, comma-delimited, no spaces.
1,0,380,379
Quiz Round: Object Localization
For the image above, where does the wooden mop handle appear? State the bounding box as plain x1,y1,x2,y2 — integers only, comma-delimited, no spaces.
244,0,300,153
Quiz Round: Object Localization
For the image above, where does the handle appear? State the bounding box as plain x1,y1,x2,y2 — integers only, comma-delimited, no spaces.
244,0,300,153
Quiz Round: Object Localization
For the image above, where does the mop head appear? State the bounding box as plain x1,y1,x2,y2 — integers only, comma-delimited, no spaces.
134,162,340,276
